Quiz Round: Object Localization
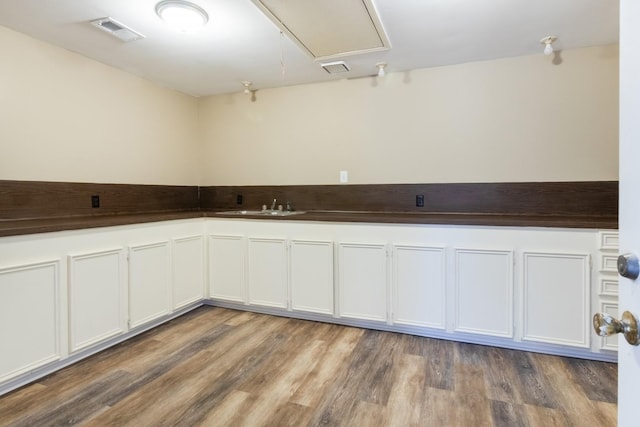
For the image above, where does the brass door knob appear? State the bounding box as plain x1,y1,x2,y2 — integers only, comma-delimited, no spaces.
593,311,640,346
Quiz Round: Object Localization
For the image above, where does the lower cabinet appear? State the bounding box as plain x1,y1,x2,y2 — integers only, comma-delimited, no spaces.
247,238,288,308
454,249,514,338
0,260,61,384
172,236,204,310
208,235,246,303
338,242,388,322
522,252,590,348
68,249,125,353
392,245,446,329
128,241,172,329
290,240,334,315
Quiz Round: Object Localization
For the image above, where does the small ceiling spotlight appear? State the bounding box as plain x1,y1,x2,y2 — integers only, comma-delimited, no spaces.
156,0,208,32
540,36,557,56
376,62,387,77
241,81,252,95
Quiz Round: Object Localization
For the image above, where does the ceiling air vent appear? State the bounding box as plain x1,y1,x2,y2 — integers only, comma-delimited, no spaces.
251,0,390,61
321,61,350,74
90,17,145,42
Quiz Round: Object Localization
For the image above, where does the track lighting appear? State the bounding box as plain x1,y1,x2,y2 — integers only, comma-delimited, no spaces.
540,36,557,56
241,81,252,95
376,62,387,77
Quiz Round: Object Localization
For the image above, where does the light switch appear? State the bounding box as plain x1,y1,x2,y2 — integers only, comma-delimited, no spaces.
340,170,348,183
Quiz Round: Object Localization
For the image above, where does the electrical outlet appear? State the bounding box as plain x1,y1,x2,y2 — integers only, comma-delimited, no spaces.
236,194,243,205
91,195,100,208
416,194,424,208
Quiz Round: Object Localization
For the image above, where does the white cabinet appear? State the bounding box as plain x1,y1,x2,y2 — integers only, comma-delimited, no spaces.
290,239,334,315
248,237,287,308
68,249,125,353
128,241,171,329
0,260,61,383
208,235,246,303
522,252,590,348
338,242,388,322
454,249,513,338
392,245,445,329
172,236,204,310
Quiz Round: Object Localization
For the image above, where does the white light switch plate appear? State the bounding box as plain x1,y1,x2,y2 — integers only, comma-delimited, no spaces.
340,170,348,183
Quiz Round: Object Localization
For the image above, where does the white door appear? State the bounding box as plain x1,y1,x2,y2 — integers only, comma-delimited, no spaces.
618,1,639,425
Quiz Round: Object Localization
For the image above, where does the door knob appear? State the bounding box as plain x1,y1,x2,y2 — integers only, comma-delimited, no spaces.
618,253,639,280
593,311,640,346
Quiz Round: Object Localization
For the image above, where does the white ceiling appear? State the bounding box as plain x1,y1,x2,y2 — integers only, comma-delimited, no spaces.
0,0,619,97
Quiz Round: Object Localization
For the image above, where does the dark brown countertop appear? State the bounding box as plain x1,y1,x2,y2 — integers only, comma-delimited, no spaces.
0,209,617,238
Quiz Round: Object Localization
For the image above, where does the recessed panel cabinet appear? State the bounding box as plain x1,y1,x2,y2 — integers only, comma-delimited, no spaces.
338,243,388,322
392,245,446,329
454,249,514,338
290,240,334,315
208,235,246,303
248,238,288,309
522,252,590,348
0,260,60,384
172,236,204,310
128,241,171,329
68,249,125,353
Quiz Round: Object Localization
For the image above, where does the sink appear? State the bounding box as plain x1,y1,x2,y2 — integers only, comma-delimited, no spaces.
216,210,306,217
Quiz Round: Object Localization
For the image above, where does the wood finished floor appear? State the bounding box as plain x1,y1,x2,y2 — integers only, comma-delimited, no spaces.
0,307,617,427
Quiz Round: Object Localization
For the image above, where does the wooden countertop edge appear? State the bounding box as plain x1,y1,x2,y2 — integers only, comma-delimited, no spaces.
0,210,618,237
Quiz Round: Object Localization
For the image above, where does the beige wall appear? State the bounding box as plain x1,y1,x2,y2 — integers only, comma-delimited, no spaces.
0,23,619,187
200,45,619,185
0,26,200,185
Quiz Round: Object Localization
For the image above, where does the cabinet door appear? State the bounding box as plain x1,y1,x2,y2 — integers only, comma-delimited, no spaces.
68,249,125,353
172,236,204,310
522,252,590,348
338,243,387,322
129,242,171,329
454,249,513,338
290,240,334,315
208,235,246,303
248,238,287,308
393,245,445,329
0,260,61,383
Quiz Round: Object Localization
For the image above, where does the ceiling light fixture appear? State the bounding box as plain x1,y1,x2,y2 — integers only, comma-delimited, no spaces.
156,0,208,32
540,36,557,56
241,81,252,95
376,62,387,77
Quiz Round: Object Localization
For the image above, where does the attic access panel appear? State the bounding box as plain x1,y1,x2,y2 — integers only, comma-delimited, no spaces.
252,0,390,61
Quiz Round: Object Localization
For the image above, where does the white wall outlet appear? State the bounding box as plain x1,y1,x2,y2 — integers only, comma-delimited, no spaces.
340,170,348,183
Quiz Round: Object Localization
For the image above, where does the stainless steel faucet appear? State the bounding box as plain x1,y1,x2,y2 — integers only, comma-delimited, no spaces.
270,198,277,210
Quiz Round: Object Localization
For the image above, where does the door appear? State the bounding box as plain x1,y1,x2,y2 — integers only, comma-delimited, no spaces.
618,1,639,425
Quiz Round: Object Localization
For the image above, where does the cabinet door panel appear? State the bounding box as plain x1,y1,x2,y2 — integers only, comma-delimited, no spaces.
68,249,125,353
208,235,246,302
338,243,387,322
0,261,60,383
248,238,287,308
129,242,171,328
173,236,204,310
523,252,589,348
290,240,334,315
393,245,445,328
455,249,513,338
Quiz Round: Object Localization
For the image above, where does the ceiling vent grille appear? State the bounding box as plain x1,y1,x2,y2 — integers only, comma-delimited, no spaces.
90,17,145,42
321,61,350,74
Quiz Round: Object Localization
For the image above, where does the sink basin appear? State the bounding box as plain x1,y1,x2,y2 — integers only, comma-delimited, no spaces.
216,210,306,217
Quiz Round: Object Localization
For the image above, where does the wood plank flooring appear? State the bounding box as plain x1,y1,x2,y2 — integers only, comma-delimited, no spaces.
0,307,617,426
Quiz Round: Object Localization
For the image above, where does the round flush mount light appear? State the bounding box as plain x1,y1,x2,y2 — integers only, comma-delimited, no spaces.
156,0,209,32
